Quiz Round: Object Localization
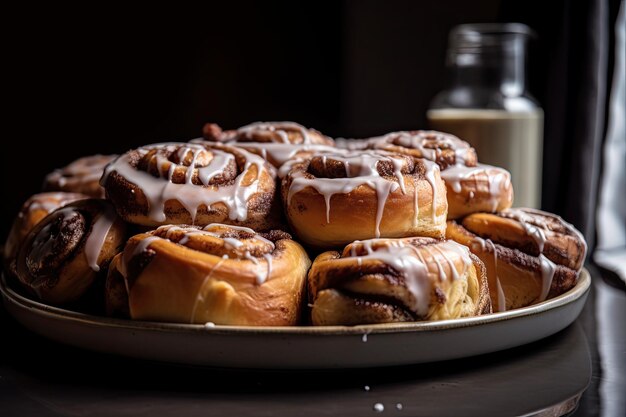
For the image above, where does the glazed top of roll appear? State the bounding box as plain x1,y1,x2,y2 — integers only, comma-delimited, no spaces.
282,149,443,236
4,192,89,263
310,237,482,318
119,223,311,325
199,121,336,167
121,223,302,287
337,130,477,169
461,208,587,272
101,142,275,224
18,199,122,276
15,199,126,305
43,154,117,197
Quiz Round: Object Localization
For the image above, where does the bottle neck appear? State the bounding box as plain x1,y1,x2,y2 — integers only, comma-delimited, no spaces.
447,37,527,96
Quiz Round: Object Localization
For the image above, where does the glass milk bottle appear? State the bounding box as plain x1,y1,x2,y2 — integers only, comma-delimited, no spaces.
427,23,544,208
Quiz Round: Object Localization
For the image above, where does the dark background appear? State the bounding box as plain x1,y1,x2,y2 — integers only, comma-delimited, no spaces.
2,0,620,247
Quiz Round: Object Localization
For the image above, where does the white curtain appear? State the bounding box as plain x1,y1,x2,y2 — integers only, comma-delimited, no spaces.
595,0,626,282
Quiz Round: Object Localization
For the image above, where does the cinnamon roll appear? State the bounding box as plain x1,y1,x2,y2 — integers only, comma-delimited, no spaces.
199,121,336,168
111,223,310,326
308,237,491,325
446,208,587,311
15,199,127,306
440,164,514,219
101,142,281,230
338,130,477,169
281,149,448,249
43,154,117,198
339,130,513,219
104,253,130,318
4,192,88,273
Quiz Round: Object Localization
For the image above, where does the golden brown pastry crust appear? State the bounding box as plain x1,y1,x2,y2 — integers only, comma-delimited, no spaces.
15,199,127,305
101,142,281,231
114,224,311,326
340,130,513,219
43,154,117,198
200,121,336,168
104,253,130,318
339,130,478,169
441,164,514,219
446,208,586,311
281,150,448,249
308,237,491,325
4,192,88,272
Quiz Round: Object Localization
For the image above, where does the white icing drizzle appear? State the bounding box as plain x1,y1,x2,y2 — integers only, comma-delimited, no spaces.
228,142,336,167
222,237,244,249
46,154,117,189
348,239,472,316
190,258,226,323
422,160,442,223
350,239,430,316
473,208,586,305
473,236,506,312
496,278,506,313
424,246,446,280
538,254,556,301
498,208,557,302
440,164,512,212
287,151,408,238
193,121,336,168
132,236,164,258
26,192,85,215
244,250,258,264
367,130,474,165
148,223,275,285
485,238,504,311
119,235,164,289
334,137,370,150
434,245,468,281
262,253,273,285
501,208,588,261
204,223,256,234
500,209,548,252
235,121,312,144
204,223,275,249
101,143,268,224
84,205,118,272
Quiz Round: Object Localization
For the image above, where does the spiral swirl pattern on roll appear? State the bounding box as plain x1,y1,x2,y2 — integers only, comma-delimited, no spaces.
101,142,280,230
107,223,311,325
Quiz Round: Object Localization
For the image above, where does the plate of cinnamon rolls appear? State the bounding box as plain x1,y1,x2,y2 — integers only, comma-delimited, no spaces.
1,121,590,369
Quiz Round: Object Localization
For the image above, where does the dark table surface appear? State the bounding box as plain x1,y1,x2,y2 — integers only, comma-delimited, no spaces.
0,264,624,417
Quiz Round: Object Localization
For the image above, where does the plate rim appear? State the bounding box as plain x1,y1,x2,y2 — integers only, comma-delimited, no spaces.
1,268,591,336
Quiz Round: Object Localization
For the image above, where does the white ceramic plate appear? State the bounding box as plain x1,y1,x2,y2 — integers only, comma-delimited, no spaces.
1,268,591,369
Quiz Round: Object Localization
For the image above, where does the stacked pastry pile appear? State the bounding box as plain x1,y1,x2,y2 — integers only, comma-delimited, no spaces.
3,122,587,326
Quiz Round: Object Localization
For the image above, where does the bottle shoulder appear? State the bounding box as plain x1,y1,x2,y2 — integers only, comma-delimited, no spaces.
429,88,542,113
